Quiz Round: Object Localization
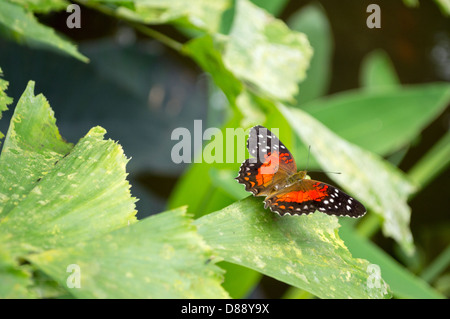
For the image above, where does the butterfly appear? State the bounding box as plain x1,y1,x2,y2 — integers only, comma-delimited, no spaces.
235,125,366,218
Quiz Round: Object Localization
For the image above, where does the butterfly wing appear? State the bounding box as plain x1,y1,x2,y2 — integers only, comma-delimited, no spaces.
236,125,297,196
264,179,366,218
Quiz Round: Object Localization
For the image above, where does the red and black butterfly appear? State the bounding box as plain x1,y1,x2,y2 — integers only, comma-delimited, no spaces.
236,125,366,218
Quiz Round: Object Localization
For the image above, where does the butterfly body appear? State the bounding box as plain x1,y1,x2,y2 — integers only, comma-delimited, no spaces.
236,125,366,218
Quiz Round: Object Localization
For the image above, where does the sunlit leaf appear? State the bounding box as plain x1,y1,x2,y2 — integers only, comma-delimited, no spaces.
278,104,417,254
103,0,231,33
195,196,391,299
0,0,88,62
29,207,229,298
222,0,312,101
0,82,136,254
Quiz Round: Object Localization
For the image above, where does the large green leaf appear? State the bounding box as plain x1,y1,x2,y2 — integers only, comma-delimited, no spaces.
0,80,228,298
0,81,136,254
303,84,450,157
0,81,73,220
166,116,266,298
102,0,312,104
279,104,417,255
195,197,391,299
222,0,312,101
29,207,229,298
0,0,87,62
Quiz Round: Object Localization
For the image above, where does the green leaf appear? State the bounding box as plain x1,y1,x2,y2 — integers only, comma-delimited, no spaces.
0,67,12,113
222,0,312,101
209,168,248,200
219,261,261,298
8,0,69,13
103,0,231,33
0,68,13,141
182,35,243,107
339,221,445,299
250,0,288,16
0,81,136,254
29,207,229,298
278,104,417,255
0,245,35,298
0,81,73,220
288,2,333,104
0,79,227,298
408,130,450,189
195,197,391,299
0,0,88,62
360,50,400,91
420,245,450,284
166,116,265,298
434,0,450,16
303,83,450,156
181,0,314,108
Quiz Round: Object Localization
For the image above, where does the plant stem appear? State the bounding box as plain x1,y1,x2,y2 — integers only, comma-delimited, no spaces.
408,131,450,192
421,245,450,283
75,0,183,52
355,212,383,238
130,22,183,52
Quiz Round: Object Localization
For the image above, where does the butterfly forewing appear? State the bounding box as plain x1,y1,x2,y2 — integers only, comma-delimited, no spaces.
236,126,296,196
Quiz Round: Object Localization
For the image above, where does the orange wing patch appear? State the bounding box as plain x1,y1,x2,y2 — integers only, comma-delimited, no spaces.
273,185,329,204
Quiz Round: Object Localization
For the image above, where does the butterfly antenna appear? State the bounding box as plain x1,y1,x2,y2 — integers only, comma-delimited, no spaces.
308,170,342,175
305,146,341,175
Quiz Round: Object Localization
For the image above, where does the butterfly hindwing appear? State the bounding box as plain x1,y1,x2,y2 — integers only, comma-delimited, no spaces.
236,126,297,196
264,179,366,218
